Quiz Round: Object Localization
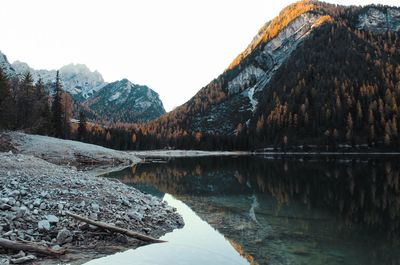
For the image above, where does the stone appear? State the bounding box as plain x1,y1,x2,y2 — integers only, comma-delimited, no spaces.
52,245,62,251
91,203,100,212
39,202,46,210
0,204,12,210
7,198,16,206
89,213,98,221
33,198,41,207
15,206,28,218
9,190,20,197
122,198,130,206
1,198,10,204
38,220,50,231
10,181,18,186
47,215,59,224
56,229,72,245
0,258,10,265
127,211,143,221
115,220,125,228
11,250,25,259
88,224,98,231
2,231,13,237
10,255,36,264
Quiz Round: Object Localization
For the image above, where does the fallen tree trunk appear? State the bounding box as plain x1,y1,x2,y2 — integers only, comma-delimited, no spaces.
65,211,166,243
0,238,66,256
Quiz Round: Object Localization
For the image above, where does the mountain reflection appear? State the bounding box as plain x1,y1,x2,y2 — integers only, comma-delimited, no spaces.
104,156,400,265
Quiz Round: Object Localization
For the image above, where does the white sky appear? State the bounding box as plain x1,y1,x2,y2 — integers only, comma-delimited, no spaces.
0,0,398,111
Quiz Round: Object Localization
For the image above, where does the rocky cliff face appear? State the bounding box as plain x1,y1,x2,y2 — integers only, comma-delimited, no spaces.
83,79,165,123
188,12,323,135
0,51,15,77
12,61,106,101
357,7,400,32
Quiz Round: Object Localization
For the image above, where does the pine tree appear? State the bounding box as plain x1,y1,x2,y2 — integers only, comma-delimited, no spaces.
17,72,35,129
52,71,64,138
35,78,45,99
0,68,13,129
78,111,87,141
61,92,72,139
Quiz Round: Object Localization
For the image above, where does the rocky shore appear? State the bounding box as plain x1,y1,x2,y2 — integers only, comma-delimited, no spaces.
0,140,184,264
1,132,140,170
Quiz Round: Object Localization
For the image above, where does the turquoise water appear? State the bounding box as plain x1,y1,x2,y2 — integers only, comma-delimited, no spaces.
88,156,400,265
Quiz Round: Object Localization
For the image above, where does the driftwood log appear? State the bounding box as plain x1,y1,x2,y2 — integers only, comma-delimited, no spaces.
65,211,166,243
0,238,66,256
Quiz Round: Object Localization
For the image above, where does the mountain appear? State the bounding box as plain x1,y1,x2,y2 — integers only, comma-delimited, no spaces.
83,79,165,123
0,54,166,123
139,1,400,149
12,61,106,101
0,51,15,77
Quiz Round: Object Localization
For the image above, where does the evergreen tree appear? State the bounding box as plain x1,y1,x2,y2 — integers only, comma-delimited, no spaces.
52,71,64,138
17,72,35,129
0,68,13,129
78,111,87,141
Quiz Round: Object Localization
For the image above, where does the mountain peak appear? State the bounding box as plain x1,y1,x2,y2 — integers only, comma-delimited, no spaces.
228,1,400,71
84,78,165,123
11,60,106,100
227,0,319,70
0,50,15,76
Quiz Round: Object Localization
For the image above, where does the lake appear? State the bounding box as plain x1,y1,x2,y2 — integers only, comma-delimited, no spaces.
86,155,400,265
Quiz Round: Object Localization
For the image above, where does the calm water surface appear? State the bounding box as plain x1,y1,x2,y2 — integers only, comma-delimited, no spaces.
86,156,400,265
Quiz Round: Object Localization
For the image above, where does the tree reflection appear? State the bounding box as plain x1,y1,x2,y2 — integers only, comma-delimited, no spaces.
105,156,400,238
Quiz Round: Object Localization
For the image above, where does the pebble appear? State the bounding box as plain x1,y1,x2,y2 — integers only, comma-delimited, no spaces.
47,215,59,224
89,213,98,221
38,220,51,231
0,151,184,263
33,198,41,206
56,229,72,245
0,204,11,210
91,203,100,212
15,206,27,218
127,211,144,221
10,255,36,264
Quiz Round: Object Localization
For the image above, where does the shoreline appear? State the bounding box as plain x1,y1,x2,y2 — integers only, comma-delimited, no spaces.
0,132,184,265
131,149,400,159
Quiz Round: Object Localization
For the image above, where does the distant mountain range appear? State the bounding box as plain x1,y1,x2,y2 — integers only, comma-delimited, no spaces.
0,52,165,123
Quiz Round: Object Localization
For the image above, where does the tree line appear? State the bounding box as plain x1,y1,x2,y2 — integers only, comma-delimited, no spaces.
0,69,72,139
